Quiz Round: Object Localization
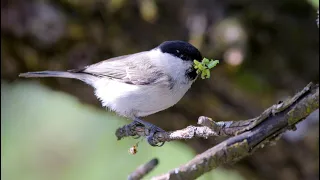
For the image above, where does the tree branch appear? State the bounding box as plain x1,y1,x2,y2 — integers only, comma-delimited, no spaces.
150,83,318,180
128,158,159,180
119,83,318,179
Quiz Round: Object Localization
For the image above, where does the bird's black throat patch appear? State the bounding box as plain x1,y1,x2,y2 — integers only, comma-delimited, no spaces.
186,67,198,80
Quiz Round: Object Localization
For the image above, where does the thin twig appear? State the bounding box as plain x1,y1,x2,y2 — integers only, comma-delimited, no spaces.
128,158,159,180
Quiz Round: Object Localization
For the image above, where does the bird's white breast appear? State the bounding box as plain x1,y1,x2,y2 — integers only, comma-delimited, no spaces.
93,49,194,118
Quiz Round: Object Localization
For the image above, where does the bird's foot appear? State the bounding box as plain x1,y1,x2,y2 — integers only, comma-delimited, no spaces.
133,118,166,147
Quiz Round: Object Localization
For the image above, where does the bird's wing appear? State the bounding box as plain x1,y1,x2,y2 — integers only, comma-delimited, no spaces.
69,51,173,87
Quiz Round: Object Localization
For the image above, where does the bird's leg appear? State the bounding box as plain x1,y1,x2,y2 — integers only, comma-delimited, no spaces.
133,117,166,147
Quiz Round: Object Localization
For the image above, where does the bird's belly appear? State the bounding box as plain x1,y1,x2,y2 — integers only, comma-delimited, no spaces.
94,80,191,118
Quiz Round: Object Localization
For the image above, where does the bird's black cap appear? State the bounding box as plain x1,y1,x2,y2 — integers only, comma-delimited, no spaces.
158,40,203,62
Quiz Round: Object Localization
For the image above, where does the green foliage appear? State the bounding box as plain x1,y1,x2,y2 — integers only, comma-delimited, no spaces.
194,58,219,79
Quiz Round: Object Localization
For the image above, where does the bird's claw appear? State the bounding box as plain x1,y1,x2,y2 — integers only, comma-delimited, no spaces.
132,118,166,147
147,136,165,147
146,125,166,147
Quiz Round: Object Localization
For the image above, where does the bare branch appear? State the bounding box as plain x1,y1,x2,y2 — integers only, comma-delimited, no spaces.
115,114,252,143
128,158,159,180
151,83,319,180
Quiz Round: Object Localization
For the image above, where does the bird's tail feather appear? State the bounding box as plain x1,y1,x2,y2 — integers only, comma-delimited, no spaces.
19,71,99,86
19,71,80,79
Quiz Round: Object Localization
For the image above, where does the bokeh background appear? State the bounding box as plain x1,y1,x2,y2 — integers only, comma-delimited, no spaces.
1,0,319,179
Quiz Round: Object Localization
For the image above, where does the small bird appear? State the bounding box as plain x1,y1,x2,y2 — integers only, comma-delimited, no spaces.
19,40,203,146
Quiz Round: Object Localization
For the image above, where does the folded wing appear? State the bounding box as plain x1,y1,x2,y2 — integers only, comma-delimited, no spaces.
69,52,173,87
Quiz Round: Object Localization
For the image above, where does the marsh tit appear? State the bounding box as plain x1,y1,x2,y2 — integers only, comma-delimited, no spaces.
19,40,203,146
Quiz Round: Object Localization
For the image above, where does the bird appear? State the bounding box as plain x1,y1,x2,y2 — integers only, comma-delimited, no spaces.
19,40,203,146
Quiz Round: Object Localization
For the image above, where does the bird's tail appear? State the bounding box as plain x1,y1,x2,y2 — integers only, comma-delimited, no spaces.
19,70,99,85
19,71,80,79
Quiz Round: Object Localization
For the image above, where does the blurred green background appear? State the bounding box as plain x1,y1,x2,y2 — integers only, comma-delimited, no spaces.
1,0,319,180
1,81,245,180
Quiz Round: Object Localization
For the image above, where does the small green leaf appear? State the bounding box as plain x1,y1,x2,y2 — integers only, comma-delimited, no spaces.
193,60,200,65
201,72,205,79
205,69,210,78
193,57,220,80
207,60,219,69
203,58,210,64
